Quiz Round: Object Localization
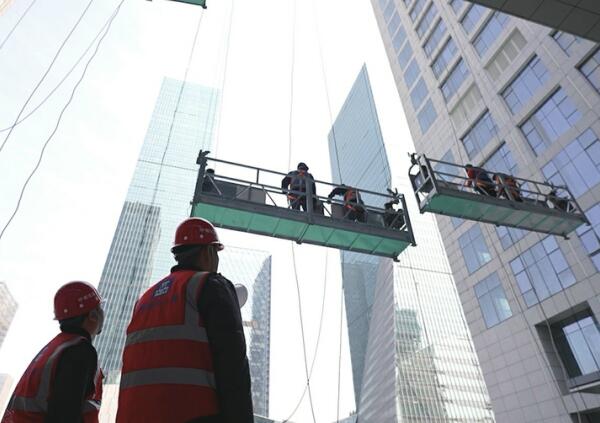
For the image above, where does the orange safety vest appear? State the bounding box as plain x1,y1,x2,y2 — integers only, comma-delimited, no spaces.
2,333,102,423
116,271,219,423
343,189,359,209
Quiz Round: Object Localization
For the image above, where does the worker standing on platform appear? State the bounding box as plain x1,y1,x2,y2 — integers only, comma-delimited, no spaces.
464,164,496,197
116,217,253,423
281,162,317,211
328,184,366,222
2,282,105,423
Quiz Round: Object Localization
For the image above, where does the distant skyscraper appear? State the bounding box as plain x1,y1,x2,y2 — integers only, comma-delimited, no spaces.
219,247,272,418
329,65,493,422
0,282,17,352
371,1,600,421
0,374,13,414
95,77,219,385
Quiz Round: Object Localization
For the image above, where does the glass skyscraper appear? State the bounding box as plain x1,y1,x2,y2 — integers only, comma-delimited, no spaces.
329,65,493,422
0,282,17,353
95,77,219,384
95,78,272,422
371,1,600,421
219,247,272,418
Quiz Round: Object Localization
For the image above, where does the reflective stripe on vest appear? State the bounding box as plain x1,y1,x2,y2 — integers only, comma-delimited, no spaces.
121,272,214,389
8,336,86,413
120,368,216,390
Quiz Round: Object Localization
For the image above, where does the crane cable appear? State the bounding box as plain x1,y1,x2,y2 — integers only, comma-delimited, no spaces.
0,0,125,243
0,0,95,156
0,0,38,51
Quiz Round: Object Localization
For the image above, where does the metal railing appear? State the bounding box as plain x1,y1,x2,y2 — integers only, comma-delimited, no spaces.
408,153,587,218
193,151,413,236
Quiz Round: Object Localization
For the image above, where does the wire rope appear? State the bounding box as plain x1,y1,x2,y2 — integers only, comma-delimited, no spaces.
0,10,114,134
0,0,95,155
0,0,124,242
0,0,38,50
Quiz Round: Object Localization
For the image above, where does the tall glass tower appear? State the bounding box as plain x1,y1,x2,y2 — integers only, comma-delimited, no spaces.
219,247,272,418
95,77,220,383
370,1,600,421
329,65,493,422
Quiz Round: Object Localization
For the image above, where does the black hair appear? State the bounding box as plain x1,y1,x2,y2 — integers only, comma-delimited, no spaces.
173,244,204,266
59,314,87,330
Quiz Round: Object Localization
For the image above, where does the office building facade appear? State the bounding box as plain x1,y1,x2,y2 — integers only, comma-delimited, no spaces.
329,65,493,422
371,1,600,421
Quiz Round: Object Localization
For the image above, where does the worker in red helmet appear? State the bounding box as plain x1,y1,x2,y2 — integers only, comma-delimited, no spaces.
116,217,253,423
2,282,105,423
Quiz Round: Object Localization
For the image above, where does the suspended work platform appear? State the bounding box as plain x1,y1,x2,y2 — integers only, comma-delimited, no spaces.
190,151,416,259
409,154,589,237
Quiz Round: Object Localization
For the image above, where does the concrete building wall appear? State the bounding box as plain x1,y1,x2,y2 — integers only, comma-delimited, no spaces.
370,1,600,422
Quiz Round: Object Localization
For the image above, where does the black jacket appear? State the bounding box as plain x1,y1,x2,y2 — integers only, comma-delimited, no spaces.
170,265,254,423
45,327,98,423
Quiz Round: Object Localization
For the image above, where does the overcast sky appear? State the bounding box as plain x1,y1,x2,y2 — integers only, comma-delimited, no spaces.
0,0,415,421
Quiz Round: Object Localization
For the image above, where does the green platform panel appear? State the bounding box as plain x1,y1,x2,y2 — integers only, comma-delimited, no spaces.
423,191,586,237
191,202,412,259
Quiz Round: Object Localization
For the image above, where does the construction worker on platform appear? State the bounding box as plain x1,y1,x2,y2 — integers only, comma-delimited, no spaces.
493,172,522,202
281,162,317,211
328,184,366,222
464,164,496,197
2,282,105,423
116,217,253,423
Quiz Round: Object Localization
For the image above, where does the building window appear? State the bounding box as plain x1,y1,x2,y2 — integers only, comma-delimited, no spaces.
473,11,510,57
404,59,420,88
484,144,518,175
397,42,413,70
474,272,512,328
416,3,438,39
409,0,427,22
520,88,582,156
435,149,461,182
449,0,466,14
551,310,600,379
410,78,428,110
387,12,401,37
417,99,437,133
441,59,470,102
461,111,498,159
485,29,527,80
576,204,600,271
452,217,464,228
461,3,487,35
579,48,600,94
495,226,526,249
502,56,549,114
542,128,600,198
392,24,408,52
423,19,447,58
510,236,576,306
552,31,583,56
383,0,395,22
432,38,458,79
403,0,412,7
459,225,492,274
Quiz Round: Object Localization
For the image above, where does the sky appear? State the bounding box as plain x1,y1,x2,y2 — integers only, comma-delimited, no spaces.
0,0,415,421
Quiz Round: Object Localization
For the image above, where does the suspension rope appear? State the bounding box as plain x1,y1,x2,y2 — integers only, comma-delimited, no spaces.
0,0,125,243
0,9,115,134
336,277,344,423
282,250,329,423
211,0,236,167
0,0,96,156
0,0,38,51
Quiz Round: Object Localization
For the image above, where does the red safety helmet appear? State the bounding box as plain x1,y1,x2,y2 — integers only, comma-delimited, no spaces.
172,217,224,252
54,281,102,320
